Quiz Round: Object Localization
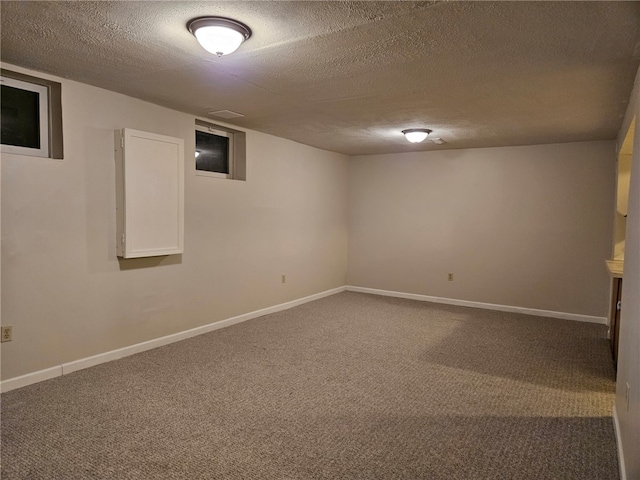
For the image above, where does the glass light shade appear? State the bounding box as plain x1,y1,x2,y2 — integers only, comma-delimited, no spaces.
188,17,252,57
194,26,245,56
402,129,431,143
404,131,428,143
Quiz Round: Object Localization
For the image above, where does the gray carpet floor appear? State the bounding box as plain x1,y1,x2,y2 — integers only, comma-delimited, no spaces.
1,292,619,479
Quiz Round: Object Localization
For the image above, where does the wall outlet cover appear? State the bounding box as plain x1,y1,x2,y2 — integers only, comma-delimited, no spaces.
1,326,13,343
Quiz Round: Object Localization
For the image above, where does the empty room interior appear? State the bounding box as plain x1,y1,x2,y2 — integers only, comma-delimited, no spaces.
1,1,640,479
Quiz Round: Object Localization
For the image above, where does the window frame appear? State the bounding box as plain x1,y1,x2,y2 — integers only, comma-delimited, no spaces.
1,76,49,157
195,124,234,179
0,68,63,159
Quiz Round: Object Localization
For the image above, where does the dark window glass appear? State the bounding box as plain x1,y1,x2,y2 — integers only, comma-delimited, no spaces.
1,85,40,148
196,130,229,174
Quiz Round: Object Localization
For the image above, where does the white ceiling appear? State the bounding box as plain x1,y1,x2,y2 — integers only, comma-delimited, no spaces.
2,1,639,155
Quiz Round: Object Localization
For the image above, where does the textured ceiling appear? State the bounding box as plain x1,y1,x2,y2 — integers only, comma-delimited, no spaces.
2,1,639,155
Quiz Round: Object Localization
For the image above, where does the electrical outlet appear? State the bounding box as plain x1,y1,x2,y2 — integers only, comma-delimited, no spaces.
448,273,454,281
1,326,13,343
626,383,631,412
281,274,286,284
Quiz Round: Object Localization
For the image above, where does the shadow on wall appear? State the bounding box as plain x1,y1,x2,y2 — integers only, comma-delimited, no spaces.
117,255,182,271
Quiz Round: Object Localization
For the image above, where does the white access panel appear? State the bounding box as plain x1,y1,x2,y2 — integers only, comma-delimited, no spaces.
115,128,184,258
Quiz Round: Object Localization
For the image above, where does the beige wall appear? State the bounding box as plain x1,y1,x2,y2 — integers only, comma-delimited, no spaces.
0,61,623,400
348,142,615,317
615,66,640,480
0,64,349,380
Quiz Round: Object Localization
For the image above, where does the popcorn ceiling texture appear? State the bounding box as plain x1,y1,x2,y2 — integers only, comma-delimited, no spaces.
1,1,639,155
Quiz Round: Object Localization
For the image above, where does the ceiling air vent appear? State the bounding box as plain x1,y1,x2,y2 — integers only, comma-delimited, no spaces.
208,109,245,119
430,137,446,145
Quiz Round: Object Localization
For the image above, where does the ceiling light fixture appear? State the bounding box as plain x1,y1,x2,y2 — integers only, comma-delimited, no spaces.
402,128,432,143
187,17,252,57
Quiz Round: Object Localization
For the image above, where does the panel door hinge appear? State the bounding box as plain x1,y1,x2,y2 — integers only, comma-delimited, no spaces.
121,136,124,148
617,300,622,311
121,233,125,244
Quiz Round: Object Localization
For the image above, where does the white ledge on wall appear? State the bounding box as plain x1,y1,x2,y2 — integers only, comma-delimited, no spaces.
0,286,347,393
1,285,607,393
346,286,608,324
612,406,628,480
0,365,63,393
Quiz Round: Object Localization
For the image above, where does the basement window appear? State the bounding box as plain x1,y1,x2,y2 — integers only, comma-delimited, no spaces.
195,120,246,181
196,125,233,178
0,69,63,159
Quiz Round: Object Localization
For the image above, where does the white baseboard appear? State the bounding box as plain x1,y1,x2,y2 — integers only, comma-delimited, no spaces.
0,365,62,393
0,285,606,393
612,406,627,480
346,286,608,324
1,286,346,393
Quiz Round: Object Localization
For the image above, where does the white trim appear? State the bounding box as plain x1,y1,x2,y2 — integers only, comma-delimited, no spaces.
0,286,346,393
346,286,608,324
0,365,62,393
613,406,627,480
1,285,606,393
195,124,234,179
0,75,50,158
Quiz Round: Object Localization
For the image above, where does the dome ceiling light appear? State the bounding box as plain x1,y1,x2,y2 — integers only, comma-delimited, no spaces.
187,17,252,57
402,128,433,143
